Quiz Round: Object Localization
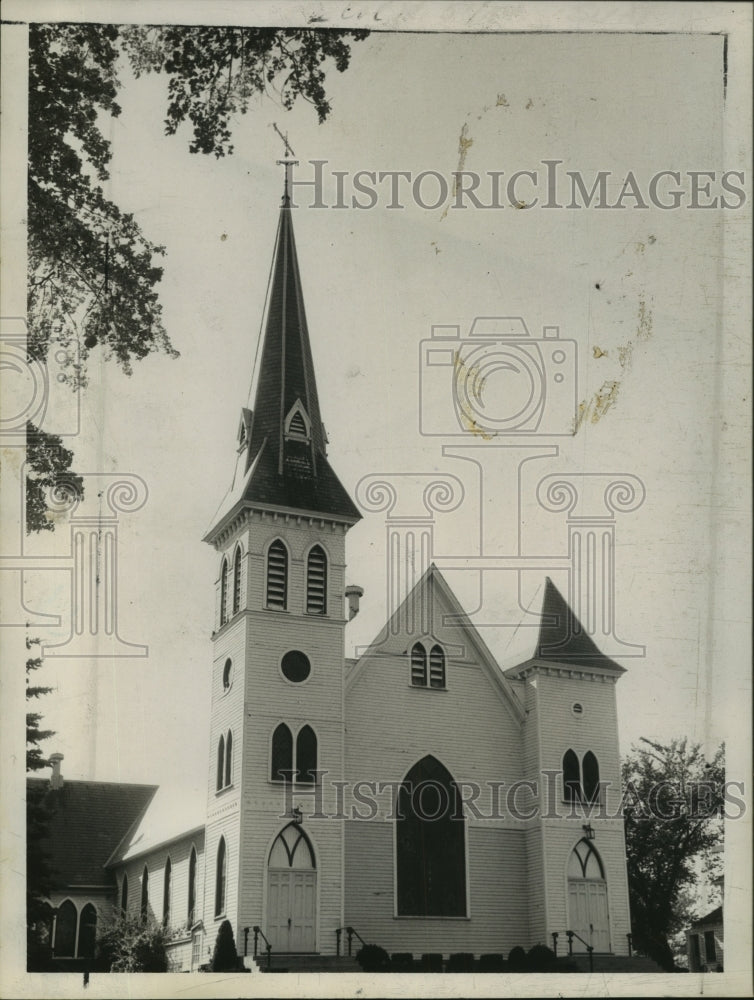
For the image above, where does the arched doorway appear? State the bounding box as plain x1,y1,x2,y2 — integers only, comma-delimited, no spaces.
266,824,316,952
567,839,610,952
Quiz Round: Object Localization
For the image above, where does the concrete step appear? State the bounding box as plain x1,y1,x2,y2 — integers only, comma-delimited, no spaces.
560,954,665,973
253,953,362,973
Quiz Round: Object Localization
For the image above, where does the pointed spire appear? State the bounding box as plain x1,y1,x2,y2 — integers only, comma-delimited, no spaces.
205,196,361,540
535,577,625,672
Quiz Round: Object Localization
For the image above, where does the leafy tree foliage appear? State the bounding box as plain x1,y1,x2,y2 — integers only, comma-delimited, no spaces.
26,421,84,534
622,737,724,970
28,23,367,383
96,913,169,972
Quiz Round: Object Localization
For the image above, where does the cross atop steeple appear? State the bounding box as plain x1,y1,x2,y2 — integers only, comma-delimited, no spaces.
273,122,298,205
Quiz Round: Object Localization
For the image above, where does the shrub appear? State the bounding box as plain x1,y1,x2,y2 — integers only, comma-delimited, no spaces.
479,953,505,972
211,920,239,972
507,946,527,971
526,944,558,972
390,952,414,971
356,944,390,972
447,952,475,972
96,914,168,972
420,952,443,972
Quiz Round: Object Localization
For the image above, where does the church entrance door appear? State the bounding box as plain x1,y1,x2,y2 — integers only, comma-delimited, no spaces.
567,839,611,952
266,824,317,953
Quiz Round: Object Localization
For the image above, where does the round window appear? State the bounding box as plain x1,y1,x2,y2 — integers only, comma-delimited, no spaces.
281,650,311,683
572,701,584,716
222,659,233,690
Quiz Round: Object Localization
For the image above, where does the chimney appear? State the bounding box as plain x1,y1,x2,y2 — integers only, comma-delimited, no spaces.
345,585,364,621
49,753,64,790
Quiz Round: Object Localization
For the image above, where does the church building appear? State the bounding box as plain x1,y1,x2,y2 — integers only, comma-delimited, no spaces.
32,182,634,972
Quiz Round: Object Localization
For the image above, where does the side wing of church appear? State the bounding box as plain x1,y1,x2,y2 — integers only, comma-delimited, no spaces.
32,184,633,972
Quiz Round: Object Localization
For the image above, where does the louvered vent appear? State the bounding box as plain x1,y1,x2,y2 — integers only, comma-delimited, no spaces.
288,409,308,439
429,645,445,688
306,546,327,614
266,541,288,609
411,643,427,686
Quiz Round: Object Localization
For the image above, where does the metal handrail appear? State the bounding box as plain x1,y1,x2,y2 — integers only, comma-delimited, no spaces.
345,926,366,957
252,925,272,970
566,929,594,973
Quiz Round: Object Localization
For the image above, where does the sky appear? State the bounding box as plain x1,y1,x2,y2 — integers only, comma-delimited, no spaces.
2,6,750,804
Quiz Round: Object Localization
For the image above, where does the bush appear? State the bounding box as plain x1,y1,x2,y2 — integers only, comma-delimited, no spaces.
507,946,527,971
96,914,168,972
390,952,414,971
211,920,239,972
420,952,443,972
447,952,474,972
479,953,505,972
526,944,558,972
356,944,390,972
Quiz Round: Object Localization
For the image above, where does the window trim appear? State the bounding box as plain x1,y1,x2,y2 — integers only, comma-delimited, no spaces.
279,649,313,686
187,846,197,926
214,837,227,918
305,543,328,616
140,864,149,920
163,856,172,928
269,721,319,786
219,557,229,627
409,640,447,689
232,544,243,616
265,538,289,611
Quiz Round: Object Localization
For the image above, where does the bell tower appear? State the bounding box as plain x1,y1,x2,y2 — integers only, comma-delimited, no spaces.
201,180,361,958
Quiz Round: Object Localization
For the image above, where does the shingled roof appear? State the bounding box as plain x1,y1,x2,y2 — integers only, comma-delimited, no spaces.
28,778,157,888
205,196,360,541
535,577,626,672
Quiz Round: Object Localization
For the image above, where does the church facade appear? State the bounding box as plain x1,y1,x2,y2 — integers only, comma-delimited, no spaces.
35,188,633,971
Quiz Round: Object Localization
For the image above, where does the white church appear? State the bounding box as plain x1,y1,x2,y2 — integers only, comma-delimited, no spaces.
31,183,637,973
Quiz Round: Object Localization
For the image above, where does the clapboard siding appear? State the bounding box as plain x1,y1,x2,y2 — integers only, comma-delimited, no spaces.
344,821,530,955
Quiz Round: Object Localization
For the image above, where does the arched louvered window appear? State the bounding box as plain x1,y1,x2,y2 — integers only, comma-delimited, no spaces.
140,865,149,919
187,847,197,924
77,903,97,959
306,545,327,614
54,900,77,957
215,837,227,917
563,749,582,804
271,723,294,781
163,857,172,927
266,540,288,610
396,756,466,916
296,725,317,784
411,643,427,686
219,557,229,626
582,750,601,804
232,546,242,615
121,873,129,914
429,645,446,688
216,734,225,791
225,730,233,787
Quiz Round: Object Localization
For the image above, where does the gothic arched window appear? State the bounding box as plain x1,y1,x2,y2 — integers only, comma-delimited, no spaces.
163,857,172,927
429,644,446,688
77,903,97,959
54,900,77,957
216,734,225,791
266,540,288,610
410,643,427,686
187,847,197,924
215,837,227,917
271,723,293,781
140,865,149,920
582,750,601,804
232,546,242,615
296,725,317,784
121,873,129,914
219,557,229,626
306,545,327,614
224,730,233,787
396,755,466,916
563,749,582,803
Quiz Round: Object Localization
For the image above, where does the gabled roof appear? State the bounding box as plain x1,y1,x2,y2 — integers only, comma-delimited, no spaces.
27,778,157,888
347,564,525,725
106,783,206,867
205,198,360,541
533,576,626,672
691,905,723,929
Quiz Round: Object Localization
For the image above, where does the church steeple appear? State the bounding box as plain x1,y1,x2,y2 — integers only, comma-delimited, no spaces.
535,577,625,672
205,190,360,543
